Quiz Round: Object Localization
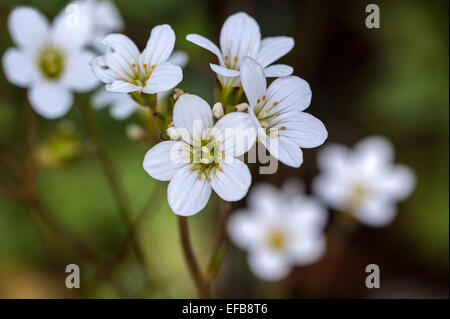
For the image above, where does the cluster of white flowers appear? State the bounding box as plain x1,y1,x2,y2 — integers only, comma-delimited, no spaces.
2,2,416,285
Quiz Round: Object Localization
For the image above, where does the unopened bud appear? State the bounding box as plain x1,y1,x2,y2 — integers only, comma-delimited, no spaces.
235,102,249,112
167,127,180,140
212,102,224,119
173,88,185,100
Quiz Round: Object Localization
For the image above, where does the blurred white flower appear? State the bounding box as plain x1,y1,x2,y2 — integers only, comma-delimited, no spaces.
2,7,98,119
240,57,327,168
92,51,189,119
227,181,328,281
313,136,416,227
143,94,256,216
91,25,182,95
186,12,294,88
63,0,124,51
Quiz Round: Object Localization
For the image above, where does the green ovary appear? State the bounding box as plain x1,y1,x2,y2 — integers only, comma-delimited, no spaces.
38,47,65,80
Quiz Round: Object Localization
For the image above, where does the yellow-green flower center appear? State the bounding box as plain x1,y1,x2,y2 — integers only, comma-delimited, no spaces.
38,46,65,80
267,229,286,251
189,134,224,179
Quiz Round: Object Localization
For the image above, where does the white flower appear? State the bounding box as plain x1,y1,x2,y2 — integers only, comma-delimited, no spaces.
91,51,188,119
186,12,294,88
143,94,257,216
227,181,328,281
312,136,416,227
240,57,327,168
235,102,249,112
63,0,124,51
91,24,182,95
2,7,99,119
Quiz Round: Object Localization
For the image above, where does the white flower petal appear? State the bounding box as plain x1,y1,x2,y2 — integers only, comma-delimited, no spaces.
210,160,251,202
90,56,116,83
316,143,350,172
240,57,266,107
106,80,140,93
167,165,212,216
92,89,138,119
141,62,182,94
214,112,257,157
256,36,294,67
265,76,312,114
173,94,213,141
354,136,394,170
8,7,49,50
263,64,293,77
248,250,290,281
227,209,263,250
289,196,329,231
102,33,140,66
261,132,303,168
63,50,98,92
168,50,189,68
376,164,416,200
219,12,261,62
28,83,73,119
186,34,223,64
110,100,139,120
287,234,326,265
355,197,397,227
272,112,327,148
247,183,284,218
312,174,349,209
52,8,91,50
141,24,175,66
143,141,189,181
209,63,240,77
2,48,37,87
95,0,124,33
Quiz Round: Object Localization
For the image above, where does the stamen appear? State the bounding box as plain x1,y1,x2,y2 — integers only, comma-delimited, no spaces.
262,95,266,101
197,175,202,181
280,126,286,130
234,56,238,63
225,56,229,60
257,98,261,104
151,65,156,70
129,80,135,84
273,101,278,106
131,63,136,67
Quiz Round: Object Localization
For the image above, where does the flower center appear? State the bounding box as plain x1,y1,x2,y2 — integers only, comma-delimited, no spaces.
347,183,370,211
267,229,286,251
128,63,155,87
189,131,224,180
38,46,65,80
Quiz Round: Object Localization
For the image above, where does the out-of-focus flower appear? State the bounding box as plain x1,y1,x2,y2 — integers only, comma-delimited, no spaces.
63,0,124,51
2,7,98,119
186,12,294,88
227,181,328,281
240,57,327,168
143,94,256,216
312,136,416,227
91,51,188,119
91,25,182,98
36,120,83,166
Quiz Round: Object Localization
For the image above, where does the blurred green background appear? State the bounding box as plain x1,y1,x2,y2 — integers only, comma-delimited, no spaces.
0,0,448,298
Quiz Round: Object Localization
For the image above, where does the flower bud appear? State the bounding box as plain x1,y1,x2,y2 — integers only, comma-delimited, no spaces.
167,127,180,140
235,102,249,112
212,102,224,119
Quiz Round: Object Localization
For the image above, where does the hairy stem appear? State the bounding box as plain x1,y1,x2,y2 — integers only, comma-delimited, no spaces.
78,100,151,282
177,216,210,298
